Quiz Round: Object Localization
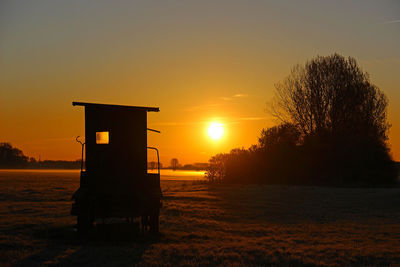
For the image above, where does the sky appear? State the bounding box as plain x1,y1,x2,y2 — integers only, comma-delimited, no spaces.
0,0,399,165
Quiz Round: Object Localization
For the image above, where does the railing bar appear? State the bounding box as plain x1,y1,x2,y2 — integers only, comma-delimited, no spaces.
147,147,160,175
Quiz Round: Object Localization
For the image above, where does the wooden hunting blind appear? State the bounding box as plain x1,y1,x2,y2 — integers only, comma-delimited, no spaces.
71,102,161,233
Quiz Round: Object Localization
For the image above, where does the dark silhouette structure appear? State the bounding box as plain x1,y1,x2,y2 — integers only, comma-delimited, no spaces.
70,102,161,233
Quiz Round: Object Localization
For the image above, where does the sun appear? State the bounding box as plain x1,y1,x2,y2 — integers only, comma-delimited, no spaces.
208,122,224,140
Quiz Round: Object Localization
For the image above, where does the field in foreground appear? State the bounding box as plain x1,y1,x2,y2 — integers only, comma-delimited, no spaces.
0,170,400,266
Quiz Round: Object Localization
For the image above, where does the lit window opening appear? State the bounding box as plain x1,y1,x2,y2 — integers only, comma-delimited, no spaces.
96,131,109,144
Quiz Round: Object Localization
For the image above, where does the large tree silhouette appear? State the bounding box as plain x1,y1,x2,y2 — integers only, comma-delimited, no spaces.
268,54,395,184
271,54,389,144
207,54,397,185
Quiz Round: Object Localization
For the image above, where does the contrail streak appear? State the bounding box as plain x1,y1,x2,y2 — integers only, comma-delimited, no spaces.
380,19,400,25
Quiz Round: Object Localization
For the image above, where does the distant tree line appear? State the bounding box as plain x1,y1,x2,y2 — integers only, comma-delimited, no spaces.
179,162,209,171
148,161,163,170
0,142,81,169
152,158,208,171
206,54,399,186
0,142,209,171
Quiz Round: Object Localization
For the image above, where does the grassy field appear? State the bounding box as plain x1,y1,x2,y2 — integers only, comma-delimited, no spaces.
1,170,400,266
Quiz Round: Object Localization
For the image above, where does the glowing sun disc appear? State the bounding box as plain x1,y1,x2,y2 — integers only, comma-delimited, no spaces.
208,122,224,140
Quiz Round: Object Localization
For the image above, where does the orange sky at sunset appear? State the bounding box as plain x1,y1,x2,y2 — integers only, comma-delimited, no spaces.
1,1,399,165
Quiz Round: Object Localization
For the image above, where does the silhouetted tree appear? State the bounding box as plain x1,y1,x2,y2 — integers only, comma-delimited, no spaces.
258,123,300,151
206,153,228,183
207,54,397,185
0,143,28,168
224,148,253,183
269,54,395,184
270,54,389,143
255,123,302,184
170,158,179,170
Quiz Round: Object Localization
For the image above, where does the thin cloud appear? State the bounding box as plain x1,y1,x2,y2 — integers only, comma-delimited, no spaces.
233,94,248,98
379,19,400,25
221,93,249,101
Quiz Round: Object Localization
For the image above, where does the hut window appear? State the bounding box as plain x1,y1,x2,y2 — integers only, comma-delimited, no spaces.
96,131,109,144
